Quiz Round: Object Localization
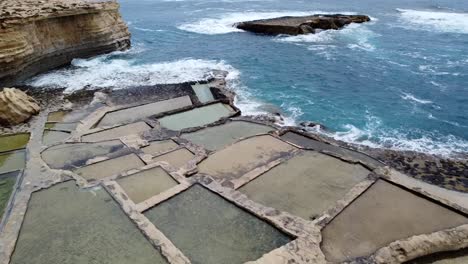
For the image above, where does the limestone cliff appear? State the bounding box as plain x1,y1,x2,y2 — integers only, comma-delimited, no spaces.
0,0,131,86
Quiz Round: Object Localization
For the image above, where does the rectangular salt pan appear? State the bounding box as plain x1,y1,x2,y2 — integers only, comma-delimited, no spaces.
10,181,167,264
97,96,193,127
117,167,178,204
82,122,151,142
158,103,235,131
144,185,291,264
73,154,145,181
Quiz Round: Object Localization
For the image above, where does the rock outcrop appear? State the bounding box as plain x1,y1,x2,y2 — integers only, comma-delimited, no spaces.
0,0,131,86
0,88,40,126
235,14,371,35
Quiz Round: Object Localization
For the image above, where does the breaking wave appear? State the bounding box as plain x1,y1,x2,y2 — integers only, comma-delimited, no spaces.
400,92,433,104
28,56,238,92
317,114,468,157
396,8,468,34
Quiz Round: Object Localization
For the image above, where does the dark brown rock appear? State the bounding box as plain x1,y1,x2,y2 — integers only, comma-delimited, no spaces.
235,14,371,36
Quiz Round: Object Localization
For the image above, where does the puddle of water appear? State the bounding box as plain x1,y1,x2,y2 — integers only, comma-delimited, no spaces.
141,140,179,156
41,140,126,170
42,130,70,145
82,122,151,142
281,132,382,168
182,121,274,151
0,171,20,218
152,148,195,169
0,133,29,153
97,96,192,127
0,150,26,174
73,153,145,181
408,248,468,264
158,103,235,131
117,167,178,204
44,123,78,132
191,84,214,103
198,135,296,180
47,111,70,122
10,181,167,264
144,184,291,264
321,180,468,262
239,151,370,220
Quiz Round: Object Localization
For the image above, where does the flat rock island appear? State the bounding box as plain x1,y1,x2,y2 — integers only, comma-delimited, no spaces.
235,14,371,35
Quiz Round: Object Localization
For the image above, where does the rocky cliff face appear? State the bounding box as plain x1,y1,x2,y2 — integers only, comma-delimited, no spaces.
0,0,131,86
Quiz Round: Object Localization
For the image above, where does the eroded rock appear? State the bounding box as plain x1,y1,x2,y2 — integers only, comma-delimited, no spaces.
0,0,131,86
0,88,40,126
236,14,371,35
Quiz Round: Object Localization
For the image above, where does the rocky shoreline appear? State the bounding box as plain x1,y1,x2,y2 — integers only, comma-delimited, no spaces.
0,0,130,86
0,1,467,264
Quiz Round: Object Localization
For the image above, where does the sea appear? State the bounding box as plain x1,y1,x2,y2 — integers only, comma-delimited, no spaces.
27,0,468,157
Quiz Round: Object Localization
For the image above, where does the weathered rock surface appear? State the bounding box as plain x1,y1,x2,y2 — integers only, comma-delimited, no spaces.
0,88,40,126
236,14,371,35
0,0,131,86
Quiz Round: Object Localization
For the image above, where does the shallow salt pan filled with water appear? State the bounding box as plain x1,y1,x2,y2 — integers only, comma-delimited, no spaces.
116,166,178,204
151,148,195,169
144,184,291,264
82,121,151,142
9,181,167,264
141,139,179,155
73,153,145,181
41,140,127,169
239,151,370,220
181,120,274,151
158,103,235,131
197,135,296,180
97,96,193,127
321,180,468,262
0,171,20,218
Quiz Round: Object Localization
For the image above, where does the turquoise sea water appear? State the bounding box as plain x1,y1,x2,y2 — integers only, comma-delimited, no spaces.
29,0,468,156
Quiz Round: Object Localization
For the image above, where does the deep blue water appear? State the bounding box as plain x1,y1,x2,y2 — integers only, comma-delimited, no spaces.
29,0,468,156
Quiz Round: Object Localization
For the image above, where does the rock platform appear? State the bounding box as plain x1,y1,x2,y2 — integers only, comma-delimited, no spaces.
0,73,467,264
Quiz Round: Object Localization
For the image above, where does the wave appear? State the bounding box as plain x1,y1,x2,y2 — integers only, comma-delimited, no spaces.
178,11,358,35
396,8,468,34
278,23,378,52
27,56,238,92
133,27,165,32
400,92,433,104
317,114,468,157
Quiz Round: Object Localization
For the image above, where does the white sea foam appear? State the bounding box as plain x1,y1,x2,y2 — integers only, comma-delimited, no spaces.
133,27,165,32
277,22,378,52
400,92,433,104
28,56,239,92
317,114,468,156
178,11,358,35
396,8,468,34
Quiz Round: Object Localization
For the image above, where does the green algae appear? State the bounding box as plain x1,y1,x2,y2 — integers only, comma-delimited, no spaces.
0,150,26,174
0,171,19,219
0,133,29,153
144,184,291,264
44,122,78,131
10,181,167,264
